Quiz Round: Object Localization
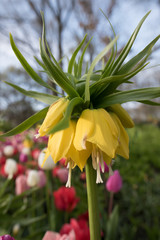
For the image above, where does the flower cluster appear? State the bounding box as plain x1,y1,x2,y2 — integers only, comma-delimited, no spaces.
38,99,133,186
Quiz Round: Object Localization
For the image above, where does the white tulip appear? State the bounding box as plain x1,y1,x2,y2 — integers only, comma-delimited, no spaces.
27,170,40,187
22,147,30,155
4,158,18,179
3,145,14,157
38,148,55,170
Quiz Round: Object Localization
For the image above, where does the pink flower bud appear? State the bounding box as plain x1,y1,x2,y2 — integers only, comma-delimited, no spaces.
0,235,15,240
106,170,122,193
19,153,28,163
100,161,109,173
15,175,29,195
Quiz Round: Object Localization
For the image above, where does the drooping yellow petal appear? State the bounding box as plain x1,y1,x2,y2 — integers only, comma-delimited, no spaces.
39,98,69,136
47,120,75,163
110,104,134,128
87,109,119,158
110,112,129,159
73,109,94,151
67,141,92,171
102,152,112,165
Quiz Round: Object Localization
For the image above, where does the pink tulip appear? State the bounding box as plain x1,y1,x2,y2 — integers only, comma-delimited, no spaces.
0,235,15,240
56,168,68,183
106,170,122,193
100,161,109,173
31,148,40,160
38,171,46,188
15,175,29,195
42,230,75,240
19,152,28,163
42,231,60,240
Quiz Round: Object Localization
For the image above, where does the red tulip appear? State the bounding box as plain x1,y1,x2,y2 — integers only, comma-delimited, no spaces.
60,218,90,240
53,186,79,212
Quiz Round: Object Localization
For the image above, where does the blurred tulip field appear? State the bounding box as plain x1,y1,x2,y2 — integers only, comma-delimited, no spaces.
0,122,160,240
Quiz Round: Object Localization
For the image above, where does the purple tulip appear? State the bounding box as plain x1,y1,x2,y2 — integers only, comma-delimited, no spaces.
0,235,15,240
19,152,28,163
106,170,122,193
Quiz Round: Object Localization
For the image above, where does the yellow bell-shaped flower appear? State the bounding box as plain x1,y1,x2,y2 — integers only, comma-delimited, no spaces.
73,108,119,183
42,120,91,187
38,98,69,137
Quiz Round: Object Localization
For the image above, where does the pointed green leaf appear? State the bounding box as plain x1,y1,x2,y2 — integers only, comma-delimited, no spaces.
110,11,151,75
4,81,59,105
106,205,119,240
40,39,79,98
78,37,93,77
9,33,54,91
118,35,160,74
84,36,118,103
49,97,84,134
100,9,118,78
40,12,79,98
95,87,160,108
19,215,46,226
68,34,87,74
0,107,48,138
139,100,160,106
91,63,148,97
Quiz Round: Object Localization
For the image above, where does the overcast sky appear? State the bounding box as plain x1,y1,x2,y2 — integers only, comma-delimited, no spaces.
0,0,160,72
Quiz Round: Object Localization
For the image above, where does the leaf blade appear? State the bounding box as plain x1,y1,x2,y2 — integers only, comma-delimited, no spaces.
4,81,59,105
95,87,160,108
0,107,49,138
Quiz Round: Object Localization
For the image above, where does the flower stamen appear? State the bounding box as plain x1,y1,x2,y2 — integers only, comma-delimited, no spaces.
96,150,103,183
66,159,74,188
91,146,103,183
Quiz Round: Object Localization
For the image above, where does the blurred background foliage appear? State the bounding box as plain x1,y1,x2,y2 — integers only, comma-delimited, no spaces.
0,0,160,126
0,124,160,240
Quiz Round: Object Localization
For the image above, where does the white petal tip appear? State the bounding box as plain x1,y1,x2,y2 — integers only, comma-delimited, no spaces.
35,133,40,139
96,178,103,184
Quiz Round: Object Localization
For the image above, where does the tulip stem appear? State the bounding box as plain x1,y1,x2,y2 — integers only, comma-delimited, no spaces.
108,192,114,217
46,171,55,230
86,158,101,240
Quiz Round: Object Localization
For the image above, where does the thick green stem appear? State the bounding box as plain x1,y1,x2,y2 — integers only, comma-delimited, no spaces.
86,158,101,240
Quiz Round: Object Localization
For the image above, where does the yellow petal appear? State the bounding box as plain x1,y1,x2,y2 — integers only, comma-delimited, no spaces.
110,104,134,128
110,112,129,159
39,98,69,136
47,120,75,163
87,109,119,158
67,141,92,171
73,109,94,151
102,152,112,165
